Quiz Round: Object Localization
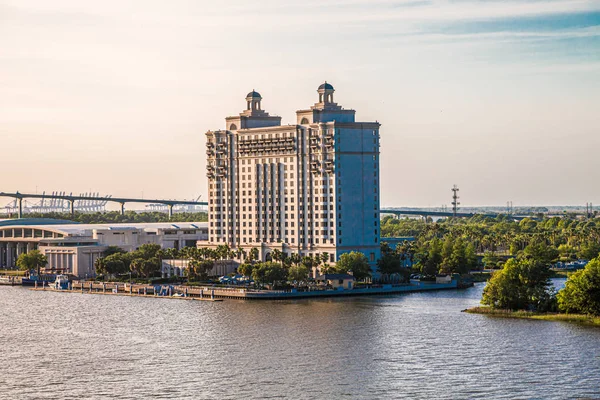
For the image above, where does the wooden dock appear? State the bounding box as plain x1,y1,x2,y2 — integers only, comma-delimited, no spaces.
31,282,222,302
0,275,22,286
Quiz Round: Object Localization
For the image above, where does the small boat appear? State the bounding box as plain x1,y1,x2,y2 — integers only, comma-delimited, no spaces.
21,274,55,286
52,274,70,290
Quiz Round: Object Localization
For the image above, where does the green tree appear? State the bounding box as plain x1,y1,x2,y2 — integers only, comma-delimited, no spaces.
446,238,467,274
271,249,283,264
482,258,555,311
163,247,180,260
135,243,162,260
129,258,145,277
441,236,454,267
288,265,309,282
465,242,478,272
301,256,316,269
288,253,302,266
579,242,600,261
188,259,213,281
522,239,559,266
16,250,48,276
103,246,126,257
248,248,259,263
377,243,402,275
99,253,129,275
251,262,287,285
557,258,600,315
558,244,577,261
130,256,161,278
421,238,443,276
335,252,371,280
238,263,254,277
482,251,499,269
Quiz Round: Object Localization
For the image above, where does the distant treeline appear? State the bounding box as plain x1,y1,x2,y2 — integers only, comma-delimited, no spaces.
0,211,208,224
381,214,600,268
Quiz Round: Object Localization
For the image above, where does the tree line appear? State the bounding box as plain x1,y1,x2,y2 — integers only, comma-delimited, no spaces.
93,242,373,287
381,215,600,272
0,211,208,224
482,255,600,316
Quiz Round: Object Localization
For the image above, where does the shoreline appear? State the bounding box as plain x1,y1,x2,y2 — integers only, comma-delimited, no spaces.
16,279,468,301
465,306,600,326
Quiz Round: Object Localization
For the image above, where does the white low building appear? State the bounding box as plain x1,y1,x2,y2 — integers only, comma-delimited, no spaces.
0,218,208,278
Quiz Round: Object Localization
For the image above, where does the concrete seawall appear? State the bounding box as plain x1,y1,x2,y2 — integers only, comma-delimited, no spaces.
62,280,461,301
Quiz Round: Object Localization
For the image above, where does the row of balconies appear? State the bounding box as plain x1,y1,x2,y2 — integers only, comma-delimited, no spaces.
239,142,295,150
238,147,296,156
239,137,294,146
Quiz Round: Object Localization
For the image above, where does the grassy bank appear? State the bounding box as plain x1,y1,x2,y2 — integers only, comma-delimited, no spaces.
466,306,600,326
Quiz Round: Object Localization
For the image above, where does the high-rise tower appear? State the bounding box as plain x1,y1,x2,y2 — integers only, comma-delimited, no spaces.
204,83,381,268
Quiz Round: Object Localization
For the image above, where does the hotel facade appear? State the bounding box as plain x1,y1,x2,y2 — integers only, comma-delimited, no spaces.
204,83,381,267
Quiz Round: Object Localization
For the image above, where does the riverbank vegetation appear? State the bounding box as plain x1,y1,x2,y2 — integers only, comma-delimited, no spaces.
465,307,600,326
469,256,600,324
381,215,600,323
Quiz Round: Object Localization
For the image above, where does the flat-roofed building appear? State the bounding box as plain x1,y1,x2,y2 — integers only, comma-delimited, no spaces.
203,83,381,268
0,219,208,277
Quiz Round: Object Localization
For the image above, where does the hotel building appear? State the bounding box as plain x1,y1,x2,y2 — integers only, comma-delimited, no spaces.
204,83,380,267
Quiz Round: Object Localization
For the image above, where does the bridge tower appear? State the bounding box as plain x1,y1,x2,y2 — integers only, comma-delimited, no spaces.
451,185,460,217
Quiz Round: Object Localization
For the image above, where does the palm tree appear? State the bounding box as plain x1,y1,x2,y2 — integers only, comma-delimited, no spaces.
249,248,259,263
289,253,302,266
271,249,283,264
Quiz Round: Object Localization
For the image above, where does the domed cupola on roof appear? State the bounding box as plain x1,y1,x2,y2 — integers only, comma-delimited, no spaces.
225,89,282,129
246,90,262,111
317,81,335,104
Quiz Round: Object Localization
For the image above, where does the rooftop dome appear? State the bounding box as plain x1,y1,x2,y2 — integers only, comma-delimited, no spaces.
246,90,262,99
318,82,334,91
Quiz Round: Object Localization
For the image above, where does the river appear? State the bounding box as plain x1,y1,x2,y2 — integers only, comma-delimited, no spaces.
1,280,599,399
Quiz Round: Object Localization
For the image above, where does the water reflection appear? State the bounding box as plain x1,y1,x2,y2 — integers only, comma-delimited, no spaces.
0,281,599,399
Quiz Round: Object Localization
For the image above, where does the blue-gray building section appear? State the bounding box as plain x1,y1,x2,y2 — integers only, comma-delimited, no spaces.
335,123,381,267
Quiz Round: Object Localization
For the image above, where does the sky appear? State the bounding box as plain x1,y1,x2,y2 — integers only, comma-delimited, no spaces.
0,0,599,208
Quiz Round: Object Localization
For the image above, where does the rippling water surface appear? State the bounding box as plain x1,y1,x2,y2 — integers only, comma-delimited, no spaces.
1,281,599,399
